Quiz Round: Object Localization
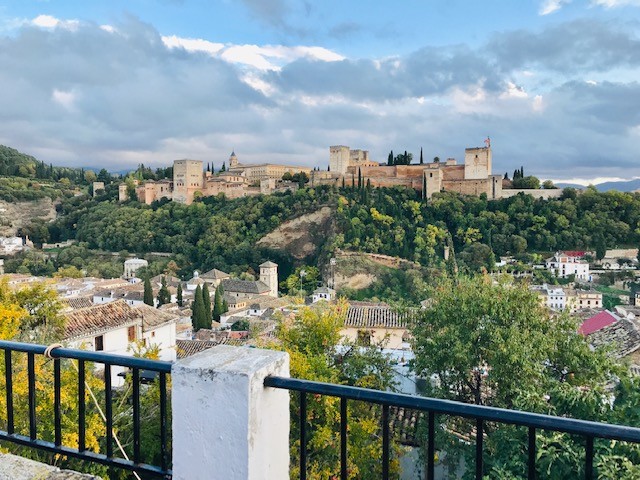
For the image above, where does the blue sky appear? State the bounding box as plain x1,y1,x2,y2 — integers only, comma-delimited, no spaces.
1,0,640,183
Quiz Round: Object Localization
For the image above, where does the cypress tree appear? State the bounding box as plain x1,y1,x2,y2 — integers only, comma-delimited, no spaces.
221,162,226,172
156,276,171,307
404,150,408,165
202,283,212,328
387,151,393,166
341,177,345,189
351,173,355,190
357,168,362,189
143,277,154,306
213,284,224,322
191,285,206,331
177,283,183,307
222,298,229,314
420,148,424,164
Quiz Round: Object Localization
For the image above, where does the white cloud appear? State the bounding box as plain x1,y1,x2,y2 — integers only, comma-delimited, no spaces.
32,14,79,30
539,0,571,15
161,35,224,56
591,0,640,7
52,89,76,110
162,35,344,71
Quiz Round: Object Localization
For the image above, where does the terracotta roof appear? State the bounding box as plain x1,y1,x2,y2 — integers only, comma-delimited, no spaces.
200,269,230,280
589,318,640,358
134,304,179,330
579,310,619,335
344,302,414,329
63,297,94,310
222,279,270,295
64,300,140,340
176,340,230,359
259,261,278,268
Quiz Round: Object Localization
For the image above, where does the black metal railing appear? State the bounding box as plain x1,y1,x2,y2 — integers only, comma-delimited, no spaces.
0,340,172,478
264,376,640,480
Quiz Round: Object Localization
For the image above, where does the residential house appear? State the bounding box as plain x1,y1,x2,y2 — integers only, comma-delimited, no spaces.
64,300,178,385
588,316,640,375
545,252,590,280
312,287,336,303
578,310,620,336
340,301,414,350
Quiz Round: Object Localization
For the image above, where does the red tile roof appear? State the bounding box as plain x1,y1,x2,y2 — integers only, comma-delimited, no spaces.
579,310,619,335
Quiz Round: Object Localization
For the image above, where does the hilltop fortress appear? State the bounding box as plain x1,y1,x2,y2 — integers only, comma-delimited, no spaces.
311,143,563,200
119,142,562,204
119,152,311,205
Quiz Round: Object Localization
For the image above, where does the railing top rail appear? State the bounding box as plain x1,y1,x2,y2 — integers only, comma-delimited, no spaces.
0,340,172,373
264,376,640,444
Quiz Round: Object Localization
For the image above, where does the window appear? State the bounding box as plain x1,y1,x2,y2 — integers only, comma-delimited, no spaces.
128,326,136,342
95,335,104,351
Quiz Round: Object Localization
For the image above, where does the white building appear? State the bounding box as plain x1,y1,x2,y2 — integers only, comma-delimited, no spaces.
64,300,177,385
123,258,148,280
312,287,336,303
545,252,590,280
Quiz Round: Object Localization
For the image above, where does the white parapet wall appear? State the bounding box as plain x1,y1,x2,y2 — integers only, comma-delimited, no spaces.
172,345,290,480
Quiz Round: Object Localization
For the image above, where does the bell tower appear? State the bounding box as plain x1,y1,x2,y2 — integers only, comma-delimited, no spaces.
229,151,239,169
259,261,278,298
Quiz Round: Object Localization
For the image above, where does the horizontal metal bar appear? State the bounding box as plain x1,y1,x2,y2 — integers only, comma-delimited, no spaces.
264,376,640,444
0,430,171,477
0,340,172,373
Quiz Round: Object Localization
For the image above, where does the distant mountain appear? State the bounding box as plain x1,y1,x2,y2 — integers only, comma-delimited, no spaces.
555,179,640,192
555,182,585,190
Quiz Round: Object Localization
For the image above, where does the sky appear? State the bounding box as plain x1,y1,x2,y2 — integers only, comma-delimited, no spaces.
1,1,640,183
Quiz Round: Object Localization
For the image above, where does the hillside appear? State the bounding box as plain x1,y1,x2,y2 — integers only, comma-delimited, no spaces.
256,206,335,260
0,198,57,237
0,144,88,185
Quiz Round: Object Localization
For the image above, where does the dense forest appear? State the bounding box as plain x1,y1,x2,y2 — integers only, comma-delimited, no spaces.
35,183,640,281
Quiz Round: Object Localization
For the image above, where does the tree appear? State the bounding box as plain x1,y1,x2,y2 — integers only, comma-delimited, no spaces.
595,234,607,261
458,242,495,273
176,282,183,307
221,162,226,172
542,179,557,189
213,284,224,322
262,301,400,479
202,283,212,328
411,276,625,478
191,285,207,331
156,276,171,307
387,151,393,166
420,147,424,164
433,156,440,163
357,167,362,189
143,277,154,306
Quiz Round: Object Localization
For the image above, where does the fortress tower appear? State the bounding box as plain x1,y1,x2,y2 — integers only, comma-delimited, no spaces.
329,146,351,175
463,146,492,180
259,261,279,298
229,151,239,169
173,159,204,204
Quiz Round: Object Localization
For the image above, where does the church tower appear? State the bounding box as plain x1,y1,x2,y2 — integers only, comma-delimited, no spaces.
259,261,278,298
229,151,239,169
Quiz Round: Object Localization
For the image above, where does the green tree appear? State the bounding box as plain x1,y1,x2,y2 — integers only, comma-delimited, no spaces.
143,277,154,306
202,283,212,328
595,234,607,261
176,282,183,307
458,242,495,273
156,276,171,307
213,284,224,322
420,147,424,164
262,301,400,479
411,276,625,478
387,150,393,166
191,284,207,331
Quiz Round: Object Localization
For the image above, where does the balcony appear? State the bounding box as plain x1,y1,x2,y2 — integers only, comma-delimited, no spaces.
0,340,639,479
